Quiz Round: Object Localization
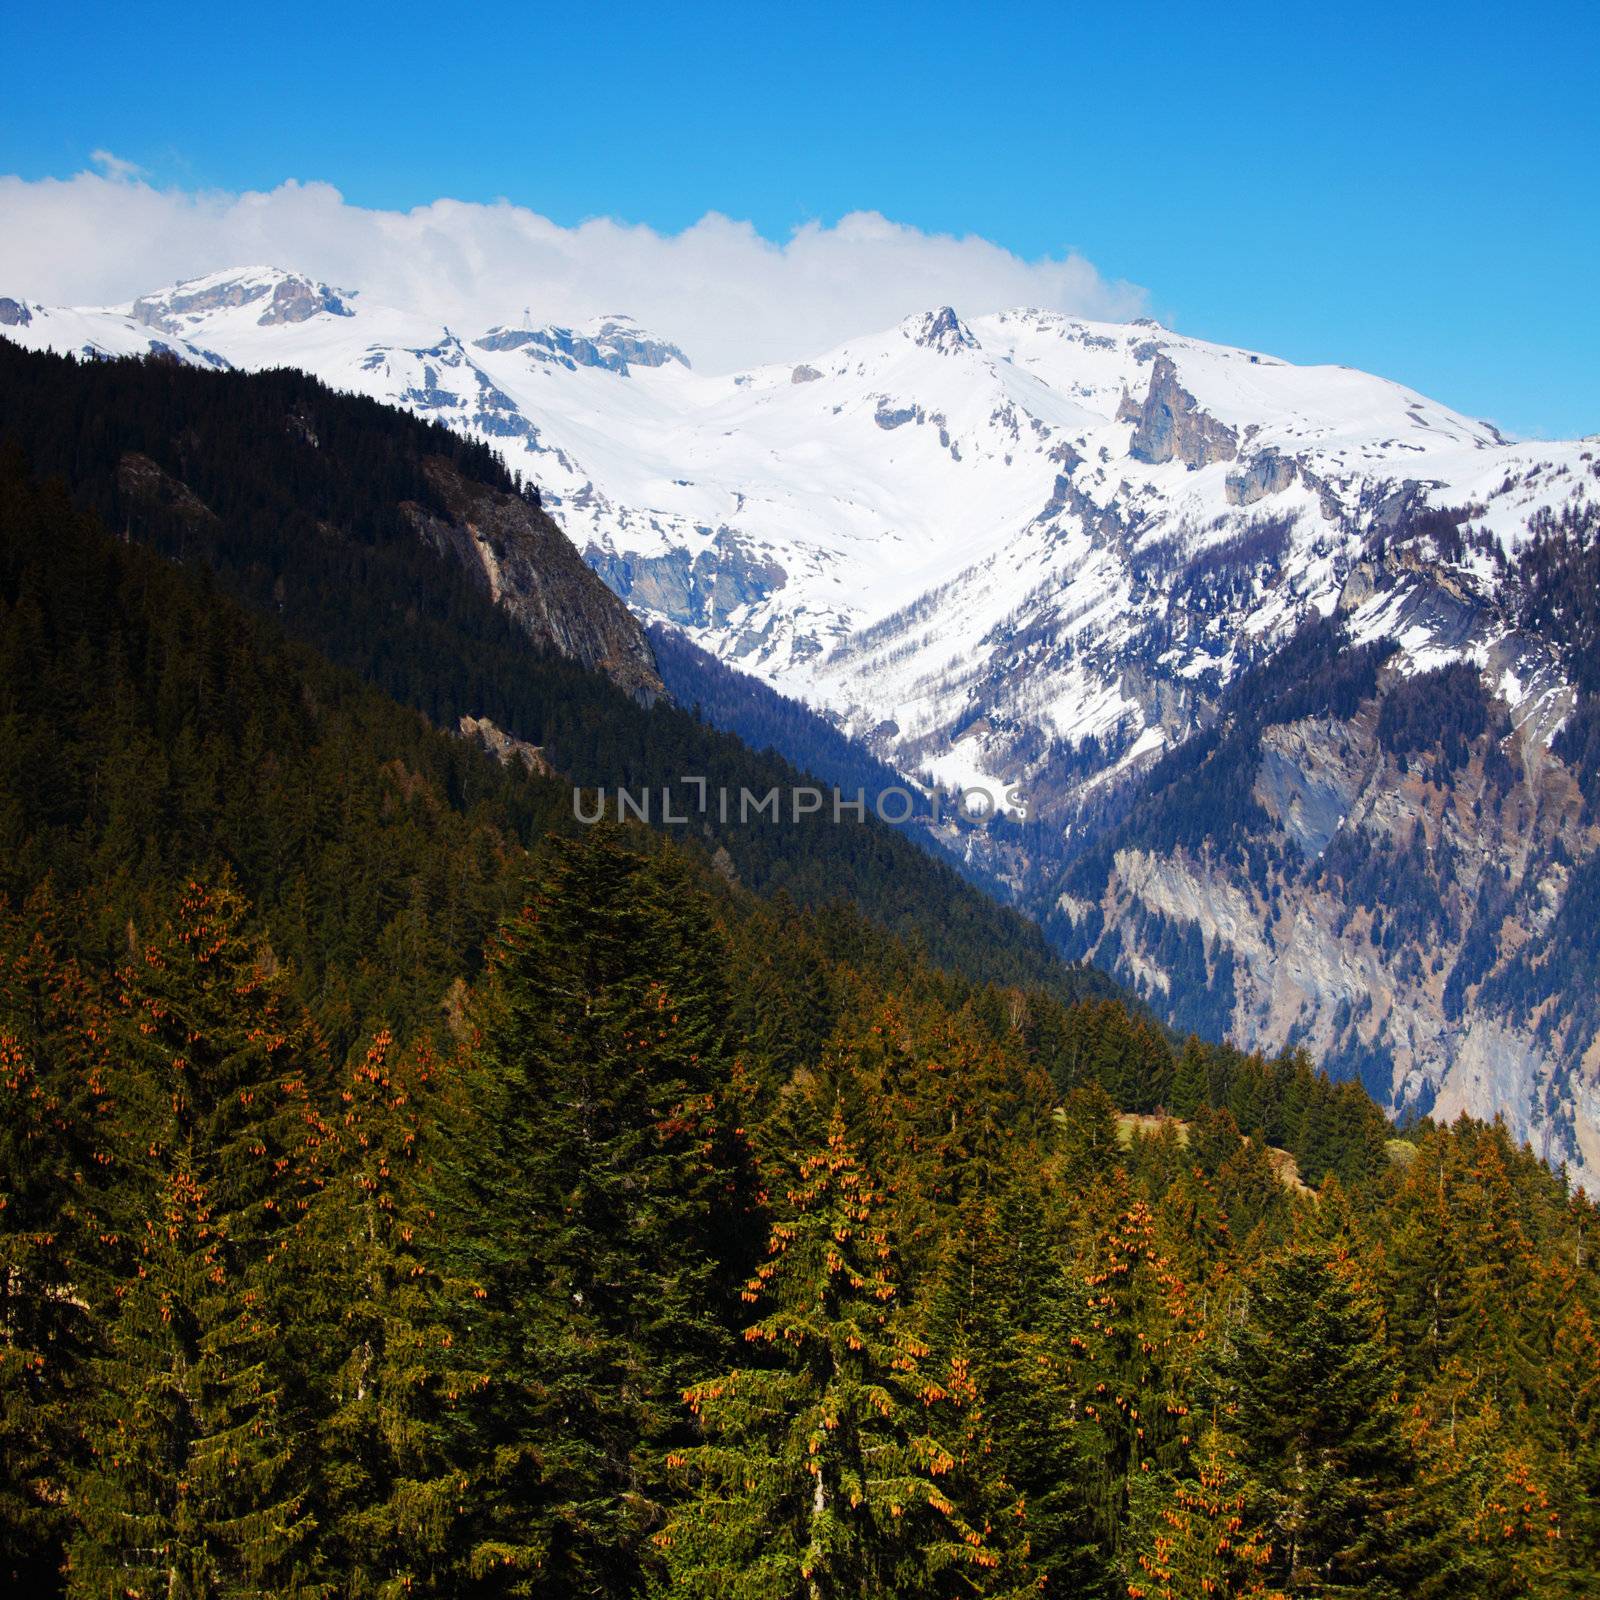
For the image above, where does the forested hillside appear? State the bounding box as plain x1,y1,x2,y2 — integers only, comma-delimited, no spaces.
0,343,1101,998
3,403,1599,1597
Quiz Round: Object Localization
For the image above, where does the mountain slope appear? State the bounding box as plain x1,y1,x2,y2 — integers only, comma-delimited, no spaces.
0,340,1118,1003
8,269,1600,1176
7,270,1589,807
1046,501,1600,1178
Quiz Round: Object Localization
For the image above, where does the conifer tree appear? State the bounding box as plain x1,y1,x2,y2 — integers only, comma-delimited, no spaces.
655,1101,1032,1599
443,826,751,1596
1128,1425,1281,1600
68,878,320,1600
1403,1363,1568,1599
1073,1199,1200,1568
1169,1037,1210,1120
924,1179,1105,1594
1223,1245,1408,1595
311,1030,473,1598
1382,1137,1471,1384
0,894,118,1594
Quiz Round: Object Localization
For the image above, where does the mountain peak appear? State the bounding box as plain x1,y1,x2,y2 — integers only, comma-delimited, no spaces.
473,314,689,375
130,267,356,333
903,306,978,354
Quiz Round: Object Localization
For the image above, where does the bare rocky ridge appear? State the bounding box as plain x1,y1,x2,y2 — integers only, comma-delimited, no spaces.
1126,353,1239,468
402,457,663,703
474,316,689,375
132,271,353,332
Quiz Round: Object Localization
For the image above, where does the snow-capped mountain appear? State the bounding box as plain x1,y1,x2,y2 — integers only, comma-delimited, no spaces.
8,266,1600,1179
7,267,1586,803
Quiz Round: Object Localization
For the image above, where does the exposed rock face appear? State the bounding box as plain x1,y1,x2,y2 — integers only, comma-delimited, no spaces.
116,452,219,524
402,457,663,703
790,364,823,384
1254,718,1359,855
1127,354,1238,468
0,298,31,327
257,276,353,325
585,532,787,646
1082,697,1599,1174
907,306,979,354
132,273,352,332
474,317,688,375
1053,543,1600,1182
458,714,553,775
1226,450,1298,505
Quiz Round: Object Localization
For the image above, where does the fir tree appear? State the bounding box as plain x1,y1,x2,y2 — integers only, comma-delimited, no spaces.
68,878,320,1599
1403,1363,1568,1599
310,1030,474,1599
924,1179,1106,1595
1169,1037,1210,1120
1128,1425,1281,1600
655,1101,1032,1599
1223,1245,1409,1595
1073,1199,1200,1570
442,826,751,1596
0,894,119,1594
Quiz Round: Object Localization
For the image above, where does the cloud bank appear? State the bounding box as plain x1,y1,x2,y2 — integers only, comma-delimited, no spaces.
0,163,1148,372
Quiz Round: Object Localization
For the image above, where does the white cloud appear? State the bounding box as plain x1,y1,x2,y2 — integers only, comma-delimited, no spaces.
0,166,1147,372
88,150,149,183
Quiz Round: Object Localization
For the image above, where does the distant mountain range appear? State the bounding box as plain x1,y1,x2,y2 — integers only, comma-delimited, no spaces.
6,266,1599,1181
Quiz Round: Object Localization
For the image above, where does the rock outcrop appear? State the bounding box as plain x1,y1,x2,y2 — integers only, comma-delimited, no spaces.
1226,450,1298,505
474,316,688,375
132,272,352,331
1127,354,1238,468
116,452,219,525
458,714,553,775
401,456,663,703
584,530,787,643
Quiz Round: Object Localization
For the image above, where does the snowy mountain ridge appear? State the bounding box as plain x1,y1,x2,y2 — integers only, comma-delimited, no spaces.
4,264,1591,806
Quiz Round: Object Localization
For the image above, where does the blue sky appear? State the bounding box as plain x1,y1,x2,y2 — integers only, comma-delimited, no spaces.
4,0,1597,436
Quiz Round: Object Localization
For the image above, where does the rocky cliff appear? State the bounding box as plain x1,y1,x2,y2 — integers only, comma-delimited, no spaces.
403,457,662,702
1047,495,1600,1179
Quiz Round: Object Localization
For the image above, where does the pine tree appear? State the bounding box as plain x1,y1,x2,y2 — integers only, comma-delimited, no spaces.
1129,1426,1281,1600
1223,1245,1409,1595
68,878,320,1599
655,1101,1032,1598
442,826,752,1596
